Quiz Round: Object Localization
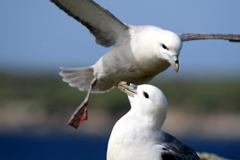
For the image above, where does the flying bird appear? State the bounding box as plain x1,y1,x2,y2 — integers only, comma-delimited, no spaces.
50,0,240,129
107,81,200,160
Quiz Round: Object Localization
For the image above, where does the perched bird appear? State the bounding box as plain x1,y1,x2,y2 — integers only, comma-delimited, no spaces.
50,0,240,129
107,81,200,160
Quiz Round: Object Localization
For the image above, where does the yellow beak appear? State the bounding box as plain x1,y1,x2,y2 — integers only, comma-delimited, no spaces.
168,55,179,73
118,81,137,97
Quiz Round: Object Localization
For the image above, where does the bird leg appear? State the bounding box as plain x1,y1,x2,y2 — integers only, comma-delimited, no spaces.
67,78,97,129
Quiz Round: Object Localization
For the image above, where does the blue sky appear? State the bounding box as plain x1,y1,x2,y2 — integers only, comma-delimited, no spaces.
0,0,240,79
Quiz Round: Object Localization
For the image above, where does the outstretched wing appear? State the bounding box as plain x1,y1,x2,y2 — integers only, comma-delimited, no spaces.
50,0,129,47
178,33,240,42
160,132,200,160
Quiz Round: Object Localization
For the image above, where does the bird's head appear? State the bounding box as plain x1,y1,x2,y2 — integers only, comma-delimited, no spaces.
118,81,168,128
150,28,182,73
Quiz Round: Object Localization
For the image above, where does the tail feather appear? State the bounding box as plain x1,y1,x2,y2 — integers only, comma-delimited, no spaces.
61,72,85,81
78,81,91,91
68,77,86,84
59,66,115,93
69,80,85,87
59,67,94,92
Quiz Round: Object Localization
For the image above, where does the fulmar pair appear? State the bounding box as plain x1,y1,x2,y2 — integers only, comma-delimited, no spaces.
50,0,240,129
49,0,240,159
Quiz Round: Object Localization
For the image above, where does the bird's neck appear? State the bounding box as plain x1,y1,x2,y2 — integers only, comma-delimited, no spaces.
129,106,166,131
124,110,164,134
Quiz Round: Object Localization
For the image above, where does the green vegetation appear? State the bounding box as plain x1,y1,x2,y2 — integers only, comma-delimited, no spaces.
0,74,240,115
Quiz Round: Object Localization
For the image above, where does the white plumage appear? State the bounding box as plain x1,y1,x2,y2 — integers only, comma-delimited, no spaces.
107,81,200,160
51,0,181,128
60,26,181,93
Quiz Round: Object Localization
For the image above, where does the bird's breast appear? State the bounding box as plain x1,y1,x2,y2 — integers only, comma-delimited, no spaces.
107,116,161,160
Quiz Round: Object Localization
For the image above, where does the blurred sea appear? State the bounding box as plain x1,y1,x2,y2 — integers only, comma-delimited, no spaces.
0,133,239,160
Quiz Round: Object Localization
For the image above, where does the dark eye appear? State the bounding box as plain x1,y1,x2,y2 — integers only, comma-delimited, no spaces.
161,44,169,50
143,92,149,98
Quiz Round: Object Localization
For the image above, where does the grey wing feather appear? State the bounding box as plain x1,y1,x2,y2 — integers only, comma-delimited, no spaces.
160,132,200,160
178,33,240,42
51,0,129,47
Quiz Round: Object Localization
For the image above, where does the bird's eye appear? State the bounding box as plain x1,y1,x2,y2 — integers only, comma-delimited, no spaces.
161,44,169,50
143,92,149,99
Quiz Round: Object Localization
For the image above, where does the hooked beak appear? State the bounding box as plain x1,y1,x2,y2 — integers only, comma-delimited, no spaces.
168,55,179,73
118,81,137,98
